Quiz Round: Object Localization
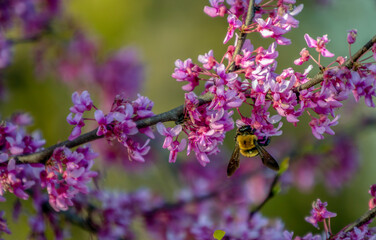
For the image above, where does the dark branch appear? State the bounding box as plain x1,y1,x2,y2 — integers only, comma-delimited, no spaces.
293,34,376,93
14,93,214,164
11,28,376,165
342,207,376,233
329,207,376,239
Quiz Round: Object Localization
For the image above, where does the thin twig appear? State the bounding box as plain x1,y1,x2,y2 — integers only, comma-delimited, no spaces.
248,173,280,219
228,0,255,72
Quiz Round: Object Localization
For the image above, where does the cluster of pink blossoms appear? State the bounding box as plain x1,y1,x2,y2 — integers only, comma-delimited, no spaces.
0,113,99,212
40,146,98,211
204,0,303,45
0,0,62,69
156,0,376,167
0,113,45,201
67,90,155,162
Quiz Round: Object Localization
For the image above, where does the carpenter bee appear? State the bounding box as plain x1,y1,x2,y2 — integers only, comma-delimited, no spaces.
227,125,279,176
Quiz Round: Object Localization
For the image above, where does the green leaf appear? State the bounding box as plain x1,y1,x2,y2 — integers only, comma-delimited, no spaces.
272,182,281,195
278,157,290,175
213,229,226,240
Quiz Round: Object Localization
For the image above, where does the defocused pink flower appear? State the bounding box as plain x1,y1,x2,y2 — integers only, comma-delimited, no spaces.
97,48,144,101
0,34,11,69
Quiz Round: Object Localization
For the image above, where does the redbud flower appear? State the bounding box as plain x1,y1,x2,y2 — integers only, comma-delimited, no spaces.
304,34,335,57
69,91,93,114
204,0,227,17
66,112,85,140
309,114,339,140
198,50,217,70
41,146,98,212
172,58,202,91
157,123,186,163
255,17,291,45
132,94,155,138
294,48,310,65
305,199,336,229
94,110,114,136
349,71,376,108
347,29,357,44
224,14,242,44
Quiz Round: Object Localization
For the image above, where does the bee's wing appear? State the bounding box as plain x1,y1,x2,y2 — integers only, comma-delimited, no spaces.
227,142,240,177
255,143,279,171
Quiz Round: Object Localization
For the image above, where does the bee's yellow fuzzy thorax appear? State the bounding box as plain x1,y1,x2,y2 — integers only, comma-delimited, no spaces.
237,134,257,149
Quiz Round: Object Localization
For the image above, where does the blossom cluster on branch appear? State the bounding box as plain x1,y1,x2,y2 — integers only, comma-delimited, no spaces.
0,0,376,239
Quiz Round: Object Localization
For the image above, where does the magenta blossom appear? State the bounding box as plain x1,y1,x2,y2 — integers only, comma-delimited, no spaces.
224,14,242,44
69,91,93,114
204,0,227,17
350,71,376,108
172,58,202,91
157,122,186,163
40,146,98,212
66,112,85,140
304,34,335,58
347,29,357,45
309,114,339,140
305,199,337,229
294,48,310,65
198,50,217,70
94,110,114,136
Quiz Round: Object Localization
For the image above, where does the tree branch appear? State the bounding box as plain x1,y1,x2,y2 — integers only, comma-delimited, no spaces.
329,207,376,239
14,93,214,164
248,173,280,219
293,34,376,93
12,30,376,165
14,3,259,165
228,0,255,72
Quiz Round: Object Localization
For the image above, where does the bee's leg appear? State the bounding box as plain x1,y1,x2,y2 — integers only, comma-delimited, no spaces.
258,137,271,146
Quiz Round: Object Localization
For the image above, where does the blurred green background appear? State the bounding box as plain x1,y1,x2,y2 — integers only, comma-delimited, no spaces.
2,0,376,238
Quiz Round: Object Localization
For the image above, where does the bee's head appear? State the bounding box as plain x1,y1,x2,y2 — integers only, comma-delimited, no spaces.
238,125,254,134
